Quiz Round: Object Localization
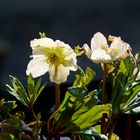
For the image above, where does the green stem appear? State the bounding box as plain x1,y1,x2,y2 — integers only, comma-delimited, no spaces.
47,109,60,134
47,84,61,139
55,84,61,110
102,63,108,104
30,105,37,120
101,63,109,135
30,105,39,140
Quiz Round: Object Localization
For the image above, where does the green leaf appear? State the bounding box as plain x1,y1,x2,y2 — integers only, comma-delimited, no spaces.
110,72,127,113
120,83,140,109
32,83,46,105
125,106,140,114
69,67,95,102
49,68,100,133
110,56,139,113
68,87,87,101
73,67,95,88
86,67,96,85
51,89,111,134
74,45,85,56
27,74,46,107
118,56,134,76
35,78,42,94
74,126,108,140
27,74,35,99
83,90,100,107
50,92,77,132
0,99,17,120
6,75,29,107
71,104,112,129
6,75,46,108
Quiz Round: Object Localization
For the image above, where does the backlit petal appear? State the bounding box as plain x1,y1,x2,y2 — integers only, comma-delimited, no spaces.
55,40,71,49
110,37,130,60
49,64,69,84
91,32,108,51
30,38,55,48
91,49,112,64
26,57,49,78
64,60,77,71
32,46,48,56
83,44,92,59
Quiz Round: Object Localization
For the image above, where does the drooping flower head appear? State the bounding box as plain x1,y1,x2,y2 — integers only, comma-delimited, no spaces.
83,32,131,64
26,37,77,84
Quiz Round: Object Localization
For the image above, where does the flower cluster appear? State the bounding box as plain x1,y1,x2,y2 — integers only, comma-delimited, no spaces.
27,32,132,84
2,32,140,140
83,32,131,63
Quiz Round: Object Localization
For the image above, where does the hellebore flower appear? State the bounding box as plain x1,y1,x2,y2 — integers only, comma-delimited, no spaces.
83,32,131,64
26,37,77,84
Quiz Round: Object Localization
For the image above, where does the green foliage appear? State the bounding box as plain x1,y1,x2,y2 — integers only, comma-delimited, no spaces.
108,55,140,114
74,45,85,56
2,33,140,140
0,114,32,140
74,126,108,140
0,99,17,121
51,93,111,135
6,75,28,107
48,68,112,137
71,103,111,130
73,67,95,87
6,74,46,108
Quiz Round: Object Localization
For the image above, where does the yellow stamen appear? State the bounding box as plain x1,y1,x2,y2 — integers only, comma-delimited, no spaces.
46,47,65,66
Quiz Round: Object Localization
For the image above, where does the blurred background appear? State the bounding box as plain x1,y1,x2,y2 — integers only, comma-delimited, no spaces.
0,0,140,139
0,0,140,88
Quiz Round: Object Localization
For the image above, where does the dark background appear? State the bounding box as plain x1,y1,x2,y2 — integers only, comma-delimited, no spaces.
0,0,140,87
0,0,140,139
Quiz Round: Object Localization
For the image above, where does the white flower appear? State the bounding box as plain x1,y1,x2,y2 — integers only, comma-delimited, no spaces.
83,32,131,64
26,37,77,84
109,35,131,61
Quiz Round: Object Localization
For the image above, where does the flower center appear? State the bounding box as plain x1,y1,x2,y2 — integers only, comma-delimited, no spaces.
46,47,65,65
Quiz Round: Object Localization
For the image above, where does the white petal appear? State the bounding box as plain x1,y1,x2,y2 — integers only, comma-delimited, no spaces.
32,46,47,56
63,47,77,70
26,57,49,78
91,32,108,51
63,48,77,71
83,44,92,59
68,65,77,71
65,50,77,63
91,49,112,64
55,40,71,49
110,37,129,51
64,60,78,71
49,64,69,84
110,37,130,59
64,47,74,56
30,37,55,48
